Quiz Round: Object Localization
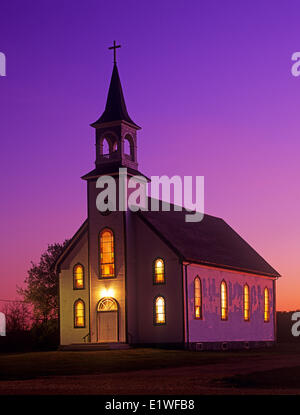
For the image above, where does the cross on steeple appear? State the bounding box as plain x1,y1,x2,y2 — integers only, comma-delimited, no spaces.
108,40,121,65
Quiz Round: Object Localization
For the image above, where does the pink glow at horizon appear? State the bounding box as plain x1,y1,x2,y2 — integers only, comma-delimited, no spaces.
0,0,300,310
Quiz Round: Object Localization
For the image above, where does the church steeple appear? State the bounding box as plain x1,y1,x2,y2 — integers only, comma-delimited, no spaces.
85,41,141,177
91,63,139,129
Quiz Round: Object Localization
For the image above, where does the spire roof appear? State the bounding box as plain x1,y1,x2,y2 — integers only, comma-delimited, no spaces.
92,63,140,129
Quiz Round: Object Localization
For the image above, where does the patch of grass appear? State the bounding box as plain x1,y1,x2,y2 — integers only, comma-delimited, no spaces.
0,348,264,381
220,366,300,390
0,343,298,382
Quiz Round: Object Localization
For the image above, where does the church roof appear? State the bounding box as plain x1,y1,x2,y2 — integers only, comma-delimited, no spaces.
91,64,140,129
55,207,280,279
81,165,149,181
137,207,280,278
54,219,88,272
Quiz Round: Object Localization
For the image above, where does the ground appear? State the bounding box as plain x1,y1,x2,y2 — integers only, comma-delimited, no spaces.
0,343,300,394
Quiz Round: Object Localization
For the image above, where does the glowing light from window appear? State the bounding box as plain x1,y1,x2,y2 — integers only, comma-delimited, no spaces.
100,229,115,278
74,264,84,289
264,287,270,322
221,281,228,320
155,296,165,324
194,277,202,319
154,258,165,284
74,300,85,328
244,284,250,321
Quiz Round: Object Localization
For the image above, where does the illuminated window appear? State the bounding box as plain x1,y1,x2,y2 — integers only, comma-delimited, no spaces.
100,229,115,278
73,264,84,289
154,258,165,284
154,296,166,324
98,298,118,312
244,284,250,321
264,287,270,322
194,277,202,319
220,280,228,320
74,300,85,328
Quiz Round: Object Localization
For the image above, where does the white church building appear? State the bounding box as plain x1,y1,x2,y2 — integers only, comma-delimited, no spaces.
55,49,280,350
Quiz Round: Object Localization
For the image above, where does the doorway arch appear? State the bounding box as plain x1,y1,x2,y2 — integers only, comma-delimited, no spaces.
97,297,119,343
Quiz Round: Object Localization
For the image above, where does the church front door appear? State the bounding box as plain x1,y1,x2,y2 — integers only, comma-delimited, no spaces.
97,298,118,343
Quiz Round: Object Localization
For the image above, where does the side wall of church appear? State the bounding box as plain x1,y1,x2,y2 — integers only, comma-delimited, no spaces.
185,264,276,344
59,231,89,345
126,213,184,345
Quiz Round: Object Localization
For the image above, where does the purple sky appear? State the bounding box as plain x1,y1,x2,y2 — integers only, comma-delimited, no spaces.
0,0,300,310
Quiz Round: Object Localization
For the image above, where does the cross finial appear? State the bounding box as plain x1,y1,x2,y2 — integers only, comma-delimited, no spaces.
108,40,121,65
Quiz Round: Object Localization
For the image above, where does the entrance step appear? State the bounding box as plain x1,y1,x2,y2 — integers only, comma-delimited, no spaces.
59,342,131,351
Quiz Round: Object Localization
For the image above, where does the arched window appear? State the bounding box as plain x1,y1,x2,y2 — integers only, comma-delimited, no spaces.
73,264,84,289
154,296,166,325
124,134,134,160
74,300,85,328
100,228,115,278
124,137,131,155
154,258,165,284
220,280,228,320
194,277,202,319
112,141,118,152
102,138,110,155
98,297,118,312
100,134,118,158
264,287,270,322
244,284,250,321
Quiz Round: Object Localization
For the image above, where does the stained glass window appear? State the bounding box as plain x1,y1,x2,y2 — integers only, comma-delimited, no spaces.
155,296,165,324
264,288,270,322
74,300,85,328
194,277,202,319
100,229,115,278
73,264,84,289
244,284,250,321
98,298,118,312
221,281,228,320
154,258,165,284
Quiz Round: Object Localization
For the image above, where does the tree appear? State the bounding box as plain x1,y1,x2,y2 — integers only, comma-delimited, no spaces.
18,241,68,323
1,301,32,333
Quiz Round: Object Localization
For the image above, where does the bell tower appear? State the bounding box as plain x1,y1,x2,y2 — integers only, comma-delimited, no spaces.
89,42,141,176
81,42,145,344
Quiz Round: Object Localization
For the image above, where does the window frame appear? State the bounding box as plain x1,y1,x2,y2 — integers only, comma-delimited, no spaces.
220,280,228,321
97,297,118,312
153,257,166,285
243,283,250,322
73,263,85,290
153,295,166,326
243,283,251,323
194,276,203,320
99,227,116,279
74,299,86,329
124,134,135,161
264,287,270,323
99,133,118,157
